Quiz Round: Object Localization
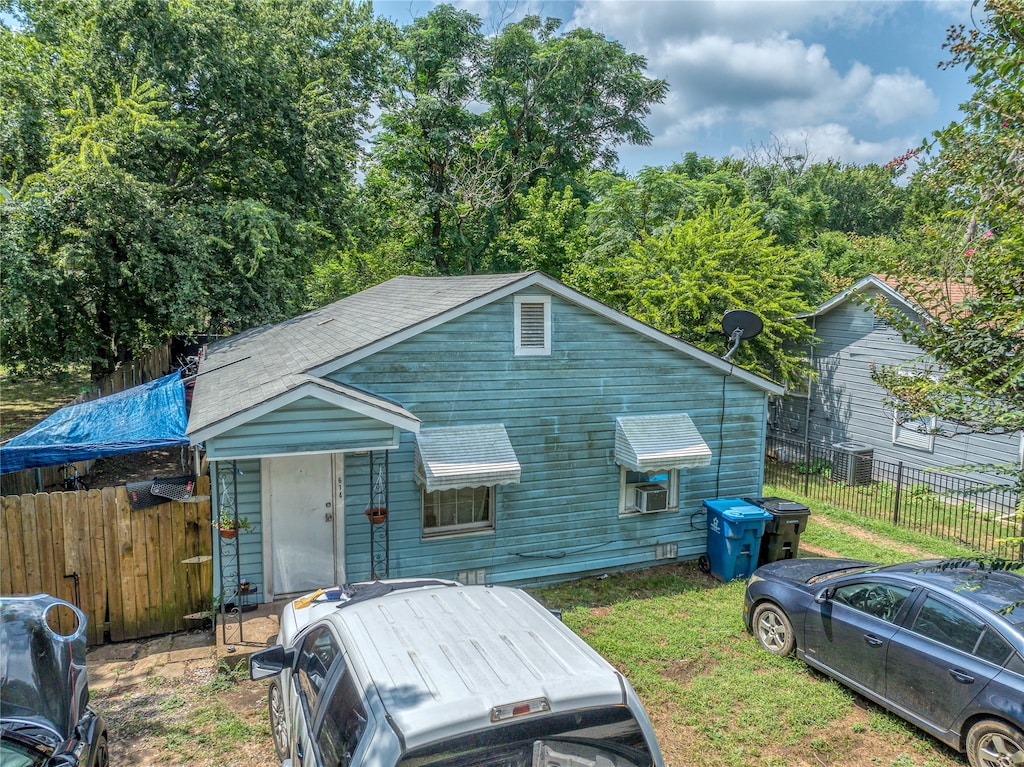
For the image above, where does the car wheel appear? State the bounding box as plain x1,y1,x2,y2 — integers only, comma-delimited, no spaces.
94,733,109,767
268,681,290,761
966,719,1024,767
752,602,795,656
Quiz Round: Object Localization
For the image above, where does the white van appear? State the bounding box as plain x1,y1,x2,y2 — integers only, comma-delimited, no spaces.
250,578,665,767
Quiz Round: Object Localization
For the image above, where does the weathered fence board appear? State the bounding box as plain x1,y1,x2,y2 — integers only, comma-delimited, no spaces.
0,476,212,645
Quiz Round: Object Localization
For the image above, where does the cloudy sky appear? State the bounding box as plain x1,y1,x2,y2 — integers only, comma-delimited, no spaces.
374,0,979,173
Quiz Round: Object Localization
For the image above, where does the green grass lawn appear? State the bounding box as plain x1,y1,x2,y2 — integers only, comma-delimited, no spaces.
0,366,91,440
529,495,976,767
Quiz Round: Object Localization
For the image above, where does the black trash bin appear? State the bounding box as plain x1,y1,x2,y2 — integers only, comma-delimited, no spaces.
743,496,811,566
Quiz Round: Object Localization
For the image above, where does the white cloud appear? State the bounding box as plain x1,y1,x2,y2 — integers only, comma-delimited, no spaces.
563,0,947,167
754,123,920,165
864,71,939,124
569,1,885,49
372,0,968,169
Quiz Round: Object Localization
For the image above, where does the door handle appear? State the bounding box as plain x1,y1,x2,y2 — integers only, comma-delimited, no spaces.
949,668,975,684
325,512,333,522
863,634,884,647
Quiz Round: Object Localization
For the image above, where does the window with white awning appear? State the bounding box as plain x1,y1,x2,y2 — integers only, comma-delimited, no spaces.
615,413,712,473
414,424,521,536
614,413,712,515
414,424,521,492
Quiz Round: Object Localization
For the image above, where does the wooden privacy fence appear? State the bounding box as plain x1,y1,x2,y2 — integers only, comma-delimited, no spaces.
1,476,212,645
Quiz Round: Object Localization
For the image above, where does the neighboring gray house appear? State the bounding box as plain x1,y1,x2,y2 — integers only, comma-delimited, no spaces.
187,271,783,603
771,274,1022,480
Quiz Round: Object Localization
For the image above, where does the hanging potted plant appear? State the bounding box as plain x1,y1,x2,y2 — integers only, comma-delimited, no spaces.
365,506,387,525
215,510,251,539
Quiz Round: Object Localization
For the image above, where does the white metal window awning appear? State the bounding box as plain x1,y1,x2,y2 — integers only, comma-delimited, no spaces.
414,424,521,492
615,413,712,474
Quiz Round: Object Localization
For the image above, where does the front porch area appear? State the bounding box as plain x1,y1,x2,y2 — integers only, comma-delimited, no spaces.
214,598,290,669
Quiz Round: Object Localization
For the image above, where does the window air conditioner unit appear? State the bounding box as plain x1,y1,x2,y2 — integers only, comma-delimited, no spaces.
634,483,669,513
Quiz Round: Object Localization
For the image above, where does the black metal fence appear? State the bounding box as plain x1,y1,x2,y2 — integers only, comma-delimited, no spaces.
765,436,1023,561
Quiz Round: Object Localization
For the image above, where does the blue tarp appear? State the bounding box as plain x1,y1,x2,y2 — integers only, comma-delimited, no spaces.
0,373,189,474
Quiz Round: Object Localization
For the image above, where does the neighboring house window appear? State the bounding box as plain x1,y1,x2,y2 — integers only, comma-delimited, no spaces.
892,409,936,451
423,486,494,536
620,468,679,515
514,295,551,355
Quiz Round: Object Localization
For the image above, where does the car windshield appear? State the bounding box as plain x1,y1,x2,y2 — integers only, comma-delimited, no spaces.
397,706,655,767
0,733,49,767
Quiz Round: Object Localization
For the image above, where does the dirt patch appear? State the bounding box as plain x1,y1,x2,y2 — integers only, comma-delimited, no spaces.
84,447,193,489
809,515,939,559
799,542,844,558
664,653,717,686
91,663,275,767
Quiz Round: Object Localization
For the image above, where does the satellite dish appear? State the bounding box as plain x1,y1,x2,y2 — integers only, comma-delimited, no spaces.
721,310,763,360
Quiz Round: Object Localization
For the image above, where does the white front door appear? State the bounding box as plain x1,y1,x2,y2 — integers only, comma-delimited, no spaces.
264,453,341,597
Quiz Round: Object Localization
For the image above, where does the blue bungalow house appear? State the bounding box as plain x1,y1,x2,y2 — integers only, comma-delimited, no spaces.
186,272,784,603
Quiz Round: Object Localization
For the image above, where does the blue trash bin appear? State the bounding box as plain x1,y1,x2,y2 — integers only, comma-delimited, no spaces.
701,498,773,582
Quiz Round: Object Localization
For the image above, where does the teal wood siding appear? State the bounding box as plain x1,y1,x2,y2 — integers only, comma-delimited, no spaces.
332,292,771,586
772,292,1019,481
211,459,264,603
204,396,398,460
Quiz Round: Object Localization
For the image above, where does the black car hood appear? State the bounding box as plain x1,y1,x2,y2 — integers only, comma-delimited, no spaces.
757,557,878,584
1,595,90,746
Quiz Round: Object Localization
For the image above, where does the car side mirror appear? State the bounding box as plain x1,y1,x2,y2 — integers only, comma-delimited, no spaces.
250,644,295,680
814,587,834,604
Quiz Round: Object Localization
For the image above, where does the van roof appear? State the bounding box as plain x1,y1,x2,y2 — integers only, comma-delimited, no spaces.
318,583,627,748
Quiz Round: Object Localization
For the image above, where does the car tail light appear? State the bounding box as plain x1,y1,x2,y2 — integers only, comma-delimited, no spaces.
491,697,551,722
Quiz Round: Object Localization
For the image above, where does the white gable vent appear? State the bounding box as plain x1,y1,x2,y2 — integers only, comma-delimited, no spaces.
515,295,551,355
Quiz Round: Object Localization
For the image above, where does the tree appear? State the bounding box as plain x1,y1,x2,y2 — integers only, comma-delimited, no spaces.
568,200,815,387
365,5,666,276
871,0,1023,538
369,5,486,273
0,0,390,378
481,15,667,188
487,178,586,278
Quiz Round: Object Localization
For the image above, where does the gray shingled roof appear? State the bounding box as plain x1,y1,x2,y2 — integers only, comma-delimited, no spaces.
187,273,533,436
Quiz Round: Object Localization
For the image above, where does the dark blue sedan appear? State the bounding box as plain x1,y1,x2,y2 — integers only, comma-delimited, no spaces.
743,558,1024,767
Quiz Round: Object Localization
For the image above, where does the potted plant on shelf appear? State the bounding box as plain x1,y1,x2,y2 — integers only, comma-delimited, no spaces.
215,510,251,539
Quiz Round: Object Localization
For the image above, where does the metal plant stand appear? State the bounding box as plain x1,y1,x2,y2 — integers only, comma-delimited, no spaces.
216,461,244,644
368,451,389,580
